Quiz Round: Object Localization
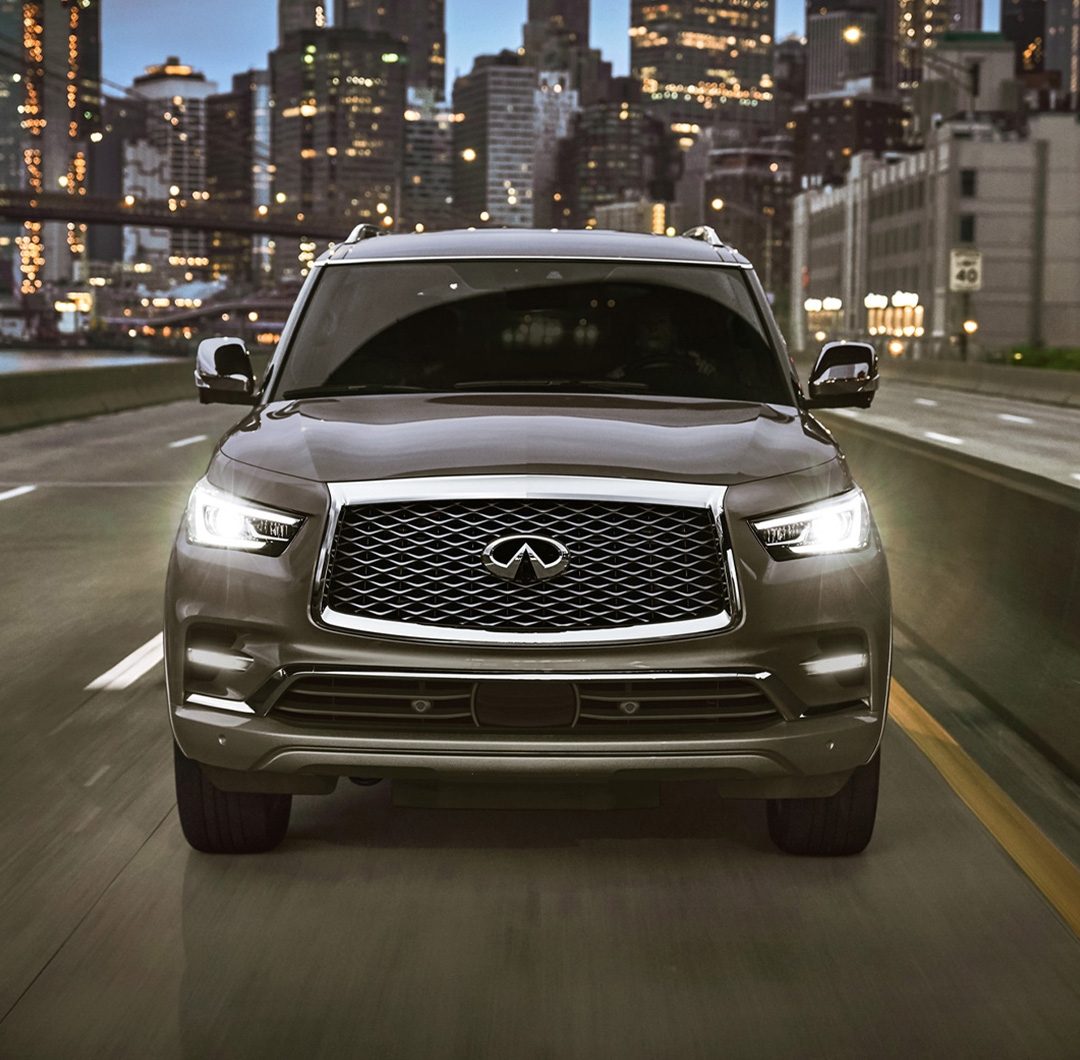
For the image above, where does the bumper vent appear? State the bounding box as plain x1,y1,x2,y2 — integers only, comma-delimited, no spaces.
321,498,729,633
267,674,776,734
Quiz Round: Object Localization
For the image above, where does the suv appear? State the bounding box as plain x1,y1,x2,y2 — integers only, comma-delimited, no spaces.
167,226,889,856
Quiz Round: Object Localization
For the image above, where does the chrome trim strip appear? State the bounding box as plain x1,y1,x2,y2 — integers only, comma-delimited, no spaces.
316,255,749,268
260,667,772,714
185,692,256,715
312,475,738,646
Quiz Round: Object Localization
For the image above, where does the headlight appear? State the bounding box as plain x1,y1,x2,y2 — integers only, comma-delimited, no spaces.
751,488,870,559
186,479,303,556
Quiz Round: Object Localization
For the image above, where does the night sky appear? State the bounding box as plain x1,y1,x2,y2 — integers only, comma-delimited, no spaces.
102,0,810,93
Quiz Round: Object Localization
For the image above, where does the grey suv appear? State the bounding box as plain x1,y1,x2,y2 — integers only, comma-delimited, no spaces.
167,226,890,855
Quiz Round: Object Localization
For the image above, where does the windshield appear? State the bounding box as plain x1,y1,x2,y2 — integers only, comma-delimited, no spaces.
272,259,793,404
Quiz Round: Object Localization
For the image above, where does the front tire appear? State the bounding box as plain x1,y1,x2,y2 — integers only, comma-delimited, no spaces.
767,750,880,856
174,742,291,854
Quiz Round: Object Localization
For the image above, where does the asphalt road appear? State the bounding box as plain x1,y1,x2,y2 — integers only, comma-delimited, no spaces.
0,400,1078,1059
827,379,1080,489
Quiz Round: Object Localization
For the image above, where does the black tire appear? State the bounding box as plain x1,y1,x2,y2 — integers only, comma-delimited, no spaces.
767,750,880,856
173,742,291,854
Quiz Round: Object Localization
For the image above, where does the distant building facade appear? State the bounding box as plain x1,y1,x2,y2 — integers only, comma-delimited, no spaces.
630,0,776,132
452,53,537,227
336,0,446,99
401,91,456,232
790,112,1080,353
129,59,218,266
270,28,407,275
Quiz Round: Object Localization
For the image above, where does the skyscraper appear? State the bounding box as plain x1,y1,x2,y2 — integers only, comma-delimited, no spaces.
336,0,446,98
452,52,537,227
805,1,896,95
630,0,776,132
270,27,407,274
1045,0,1078,96
130,59,218,266
524,0,590,67
5,0,101,297
400,91,457,232
278,0,328,42
1002,0,1047,75
207,70,271,283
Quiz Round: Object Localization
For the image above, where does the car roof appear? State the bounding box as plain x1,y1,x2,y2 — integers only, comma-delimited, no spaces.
321,227,752,268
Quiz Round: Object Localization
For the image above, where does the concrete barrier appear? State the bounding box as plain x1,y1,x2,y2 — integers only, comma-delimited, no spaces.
0,354,271,434
826,415,1080,779
877,359,1080,407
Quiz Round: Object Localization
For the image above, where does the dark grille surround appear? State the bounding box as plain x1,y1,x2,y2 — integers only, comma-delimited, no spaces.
321,499,731,633
267,674,776,732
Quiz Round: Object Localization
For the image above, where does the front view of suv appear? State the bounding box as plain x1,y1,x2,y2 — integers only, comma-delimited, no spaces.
167,227,890,856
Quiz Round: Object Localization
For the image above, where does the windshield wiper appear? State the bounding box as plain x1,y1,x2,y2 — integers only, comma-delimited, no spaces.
453,378,649,392
281,384,432,399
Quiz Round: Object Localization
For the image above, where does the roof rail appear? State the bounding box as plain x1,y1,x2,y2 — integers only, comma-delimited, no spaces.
343,223,382,244
681,225,727,248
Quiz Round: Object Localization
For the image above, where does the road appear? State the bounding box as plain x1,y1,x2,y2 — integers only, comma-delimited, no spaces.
0,400,1078,1058
827,379,1080,489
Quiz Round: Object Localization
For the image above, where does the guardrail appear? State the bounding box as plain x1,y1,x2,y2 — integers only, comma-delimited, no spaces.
0,355,270,434
826,415,1080,780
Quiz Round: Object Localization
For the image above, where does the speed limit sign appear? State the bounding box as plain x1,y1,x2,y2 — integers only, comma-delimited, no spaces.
950,248,982,291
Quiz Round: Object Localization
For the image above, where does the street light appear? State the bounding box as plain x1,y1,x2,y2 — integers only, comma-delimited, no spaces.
710,197,725,211
962,319,978,335
842,25,863,45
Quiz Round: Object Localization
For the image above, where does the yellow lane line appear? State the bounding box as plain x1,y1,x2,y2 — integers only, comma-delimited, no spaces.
889,678,1080,939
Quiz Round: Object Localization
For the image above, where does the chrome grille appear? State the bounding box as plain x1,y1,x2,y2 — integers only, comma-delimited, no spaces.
321,498,729,632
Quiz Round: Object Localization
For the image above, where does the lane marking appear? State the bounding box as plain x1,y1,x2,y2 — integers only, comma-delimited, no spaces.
0,485,36,503
998,413,1035,425
86,632,164,691
913,397,939,407
923,430,964,445
84,765,111,788
168,434,208,449
831,408,860,418
1070,473,1080,483
890,679,1080,939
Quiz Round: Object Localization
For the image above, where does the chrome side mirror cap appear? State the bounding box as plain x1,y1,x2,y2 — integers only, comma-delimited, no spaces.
195,337,256,406
805,341,879,409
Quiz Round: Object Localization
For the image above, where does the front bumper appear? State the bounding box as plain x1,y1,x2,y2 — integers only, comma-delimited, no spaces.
166,460,892,797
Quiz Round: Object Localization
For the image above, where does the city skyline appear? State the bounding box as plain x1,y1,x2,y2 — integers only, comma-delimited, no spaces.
100,0,999,92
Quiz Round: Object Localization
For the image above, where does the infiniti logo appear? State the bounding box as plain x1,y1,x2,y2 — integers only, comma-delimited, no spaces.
482,534,570,585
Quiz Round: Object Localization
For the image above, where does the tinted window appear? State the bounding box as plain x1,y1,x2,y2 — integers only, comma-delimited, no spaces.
275,260,793,405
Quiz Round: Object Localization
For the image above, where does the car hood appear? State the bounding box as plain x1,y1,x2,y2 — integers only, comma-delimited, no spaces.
219,392,838,486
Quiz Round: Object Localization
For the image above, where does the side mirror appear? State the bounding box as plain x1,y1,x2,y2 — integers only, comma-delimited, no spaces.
195,337,256,406
805,341,879,409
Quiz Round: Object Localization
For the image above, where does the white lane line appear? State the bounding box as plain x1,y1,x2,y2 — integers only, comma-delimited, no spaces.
924,431,964,446
997,413,1035,425
0,485,36,503
84,765,111,788
86,632,164,691
914,397,939,407
168,434,208,449
831,408,861,417
1072,473,1080,483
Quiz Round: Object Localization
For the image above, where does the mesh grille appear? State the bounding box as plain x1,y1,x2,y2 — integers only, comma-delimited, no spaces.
322,498,730,633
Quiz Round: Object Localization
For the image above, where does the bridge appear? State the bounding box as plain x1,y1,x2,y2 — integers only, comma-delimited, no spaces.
0,189,356,242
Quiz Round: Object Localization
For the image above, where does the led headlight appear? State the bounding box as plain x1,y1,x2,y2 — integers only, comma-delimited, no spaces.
751,488,870,559
186,479,303,556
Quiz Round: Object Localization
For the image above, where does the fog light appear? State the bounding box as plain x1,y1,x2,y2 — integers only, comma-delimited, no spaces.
801,653,867,677
186,647,253,673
